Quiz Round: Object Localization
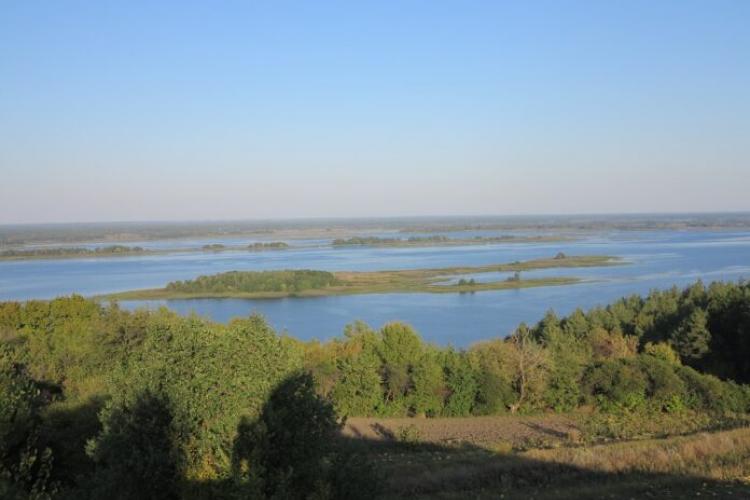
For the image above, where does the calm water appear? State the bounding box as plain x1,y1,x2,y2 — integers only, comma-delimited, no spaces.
1,230,749,346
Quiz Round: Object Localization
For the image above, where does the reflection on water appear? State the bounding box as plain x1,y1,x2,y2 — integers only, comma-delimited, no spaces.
2,230,749,346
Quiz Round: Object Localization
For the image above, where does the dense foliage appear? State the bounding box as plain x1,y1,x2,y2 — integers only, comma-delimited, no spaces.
305,280,750,417
165,270,338,294
0,279,748,498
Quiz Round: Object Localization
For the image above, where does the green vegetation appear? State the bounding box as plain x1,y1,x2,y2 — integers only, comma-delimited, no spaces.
0,245,147,260
106,254,616,299
248,241,289,251
1,279,749,498
166,270,338,294
333,236,448,246
0,242,291,261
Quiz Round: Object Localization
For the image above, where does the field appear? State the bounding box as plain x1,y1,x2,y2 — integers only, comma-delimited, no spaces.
105,255,619,300
342,414,750,499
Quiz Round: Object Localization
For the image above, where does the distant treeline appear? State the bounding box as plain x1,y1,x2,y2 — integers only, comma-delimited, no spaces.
201,242,289,252
165,269,337,294
332,235,569,246
3,214,749,246
0,245,145,259
1,280,749,497
333,236,450,246
248,241,289,250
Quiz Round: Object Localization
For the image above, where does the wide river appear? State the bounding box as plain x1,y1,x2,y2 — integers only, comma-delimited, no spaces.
1,229,749,346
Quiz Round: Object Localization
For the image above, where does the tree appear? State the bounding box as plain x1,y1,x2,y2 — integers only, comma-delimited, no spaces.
506,324,548,413
671,309,711,360
411,349,444,417
442,350,477,416
377,323,422,412
643,342,681,365
0,358,55,500
86,391,181,500
231,372,341,499
468,340,515,415
331,323,383,417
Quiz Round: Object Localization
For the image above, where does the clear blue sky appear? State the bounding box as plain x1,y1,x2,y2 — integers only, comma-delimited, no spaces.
1,1,748,224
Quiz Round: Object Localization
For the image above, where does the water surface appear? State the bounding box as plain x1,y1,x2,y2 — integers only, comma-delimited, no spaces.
1,230,748,346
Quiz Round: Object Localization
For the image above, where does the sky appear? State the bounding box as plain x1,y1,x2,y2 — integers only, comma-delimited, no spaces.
1,1,749,224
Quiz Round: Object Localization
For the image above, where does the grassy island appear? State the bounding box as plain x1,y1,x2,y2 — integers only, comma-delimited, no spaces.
0,245,149,260
248,241,289,251
332,234,574,247
104,254,619,300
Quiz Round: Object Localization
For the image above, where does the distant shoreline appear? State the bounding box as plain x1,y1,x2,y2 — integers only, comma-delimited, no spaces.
2,213,749,247
0,235,576,261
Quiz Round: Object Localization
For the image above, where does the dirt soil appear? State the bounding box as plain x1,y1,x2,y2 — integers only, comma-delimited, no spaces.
343,414,580,448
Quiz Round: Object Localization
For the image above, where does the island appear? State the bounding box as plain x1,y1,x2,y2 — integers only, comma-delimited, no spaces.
0,245,149,260
248,241,289,251
332,235,574,247
103,254,619,300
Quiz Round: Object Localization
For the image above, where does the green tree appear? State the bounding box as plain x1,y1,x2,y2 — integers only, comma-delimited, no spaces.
0,357,55,500
442,350,477,416
331,323,383,417
377,323,422,413
232,372,341,499
87,391,181,500
671,309,711,360
411,348,444,416
507,324,548,413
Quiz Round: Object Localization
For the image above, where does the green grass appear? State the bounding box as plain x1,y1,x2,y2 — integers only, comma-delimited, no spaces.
103,255,620,300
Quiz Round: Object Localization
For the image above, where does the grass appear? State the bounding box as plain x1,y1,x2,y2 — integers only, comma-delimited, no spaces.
103,255,620,300
341,412,750,499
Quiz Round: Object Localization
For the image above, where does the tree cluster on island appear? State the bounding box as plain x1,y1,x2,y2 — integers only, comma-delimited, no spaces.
165,269,337,294
248,241,289,251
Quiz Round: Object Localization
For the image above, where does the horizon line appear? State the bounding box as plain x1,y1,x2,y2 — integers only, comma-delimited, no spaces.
2,209,750,228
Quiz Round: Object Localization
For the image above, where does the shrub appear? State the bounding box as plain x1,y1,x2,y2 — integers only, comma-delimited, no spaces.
583,359,647,412
637,355,688,412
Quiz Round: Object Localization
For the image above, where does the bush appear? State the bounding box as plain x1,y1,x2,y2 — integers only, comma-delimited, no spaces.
637,355,688,412
583,359,647,412
676,365,749,413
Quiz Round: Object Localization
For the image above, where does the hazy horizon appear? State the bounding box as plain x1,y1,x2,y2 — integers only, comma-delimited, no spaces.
2,1,749,224
2,210,750,230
